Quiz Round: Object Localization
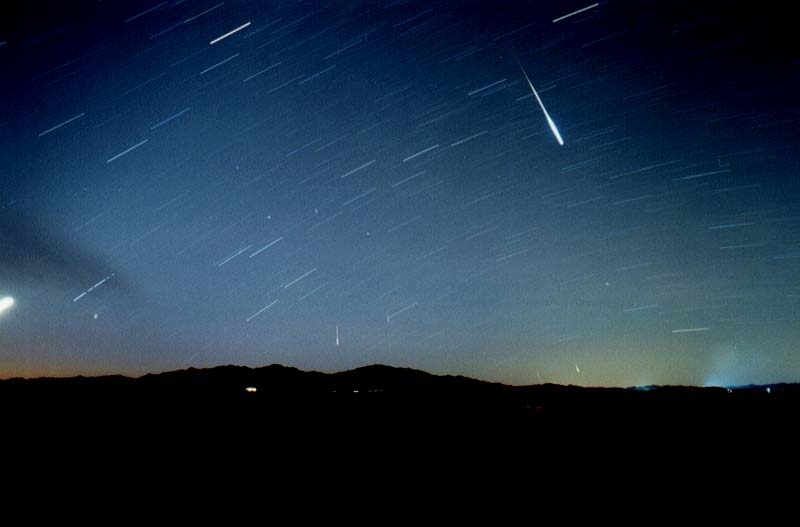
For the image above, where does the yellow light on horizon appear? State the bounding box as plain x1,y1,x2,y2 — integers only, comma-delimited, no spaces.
0,296,14,314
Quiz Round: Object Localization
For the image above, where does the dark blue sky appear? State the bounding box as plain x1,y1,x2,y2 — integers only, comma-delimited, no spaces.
2,0,798,386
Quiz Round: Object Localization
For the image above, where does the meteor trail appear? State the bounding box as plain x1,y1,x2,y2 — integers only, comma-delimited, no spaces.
516,58,564,146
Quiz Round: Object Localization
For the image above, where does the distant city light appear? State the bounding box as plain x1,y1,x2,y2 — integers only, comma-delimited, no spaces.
766,387,771,394
245,386,257,393
0,296,14,315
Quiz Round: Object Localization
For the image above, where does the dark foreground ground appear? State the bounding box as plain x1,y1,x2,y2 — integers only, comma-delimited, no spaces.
1,365,797,465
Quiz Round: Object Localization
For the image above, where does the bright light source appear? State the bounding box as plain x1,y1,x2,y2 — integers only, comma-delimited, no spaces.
0,296,14,314
245,386,257,393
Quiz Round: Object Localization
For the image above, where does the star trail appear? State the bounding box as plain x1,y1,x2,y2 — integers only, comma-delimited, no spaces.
1,0,798,387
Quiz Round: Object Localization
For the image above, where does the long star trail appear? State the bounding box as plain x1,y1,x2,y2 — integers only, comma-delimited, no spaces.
402,144,440,162
283,268,318,289
73,274,115,303
671,327,711,334
450,130,488,147
242,62,282,83
249,237,284,258
38,113,85,137
199,54,240,75
184,2,225,25
387,302,419,322
552,3,600,23
246,300,278,322
106,139,149,163
125,2,168,24
216,245,253,267
210,22,251,45
340,159,377,179
150,107,191,130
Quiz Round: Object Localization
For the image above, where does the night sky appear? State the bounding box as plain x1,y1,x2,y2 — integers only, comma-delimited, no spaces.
2,0,798,386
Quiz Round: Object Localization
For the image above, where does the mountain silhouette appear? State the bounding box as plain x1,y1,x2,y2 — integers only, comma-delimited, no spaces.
1,363,797,463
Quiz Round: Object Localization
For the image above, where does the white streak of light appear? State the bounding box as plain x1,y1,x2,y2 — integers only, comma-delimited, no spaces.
199,53,240,75
73,274,115,302
671,327,711,333
242,62,282,83
282,268,317,289
106,139,148,163
183,2,224,24
340,159,376,179
125,2,168,23
391,171,424,187
216,245,252,267
246,300,278,322
450,130,488,147
386,302,418,322
150,107,191,130
210,21,251,45
553,3,599,23
249,237,283,258
517,60,564,145
342,187,376,206
402,144,440,162
38,113,86,137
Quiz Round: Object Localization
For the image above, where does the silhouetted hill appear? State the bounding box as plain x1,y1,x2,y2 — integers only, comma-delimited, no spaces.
1,364,798,463
4,363,797,397
0,363,507,397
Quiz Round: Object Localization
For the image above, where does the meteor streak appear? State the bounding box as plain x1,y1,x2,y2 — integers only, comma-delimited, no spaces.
517,58,564,146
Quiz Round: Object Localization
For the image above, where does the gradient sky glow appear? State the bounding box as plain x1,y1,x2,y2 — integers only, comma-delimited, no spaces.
2,0,798,386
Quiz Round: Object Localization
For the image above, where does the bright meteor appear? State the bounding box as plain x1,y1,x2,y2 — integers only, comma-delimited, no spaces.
517,58,565,146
